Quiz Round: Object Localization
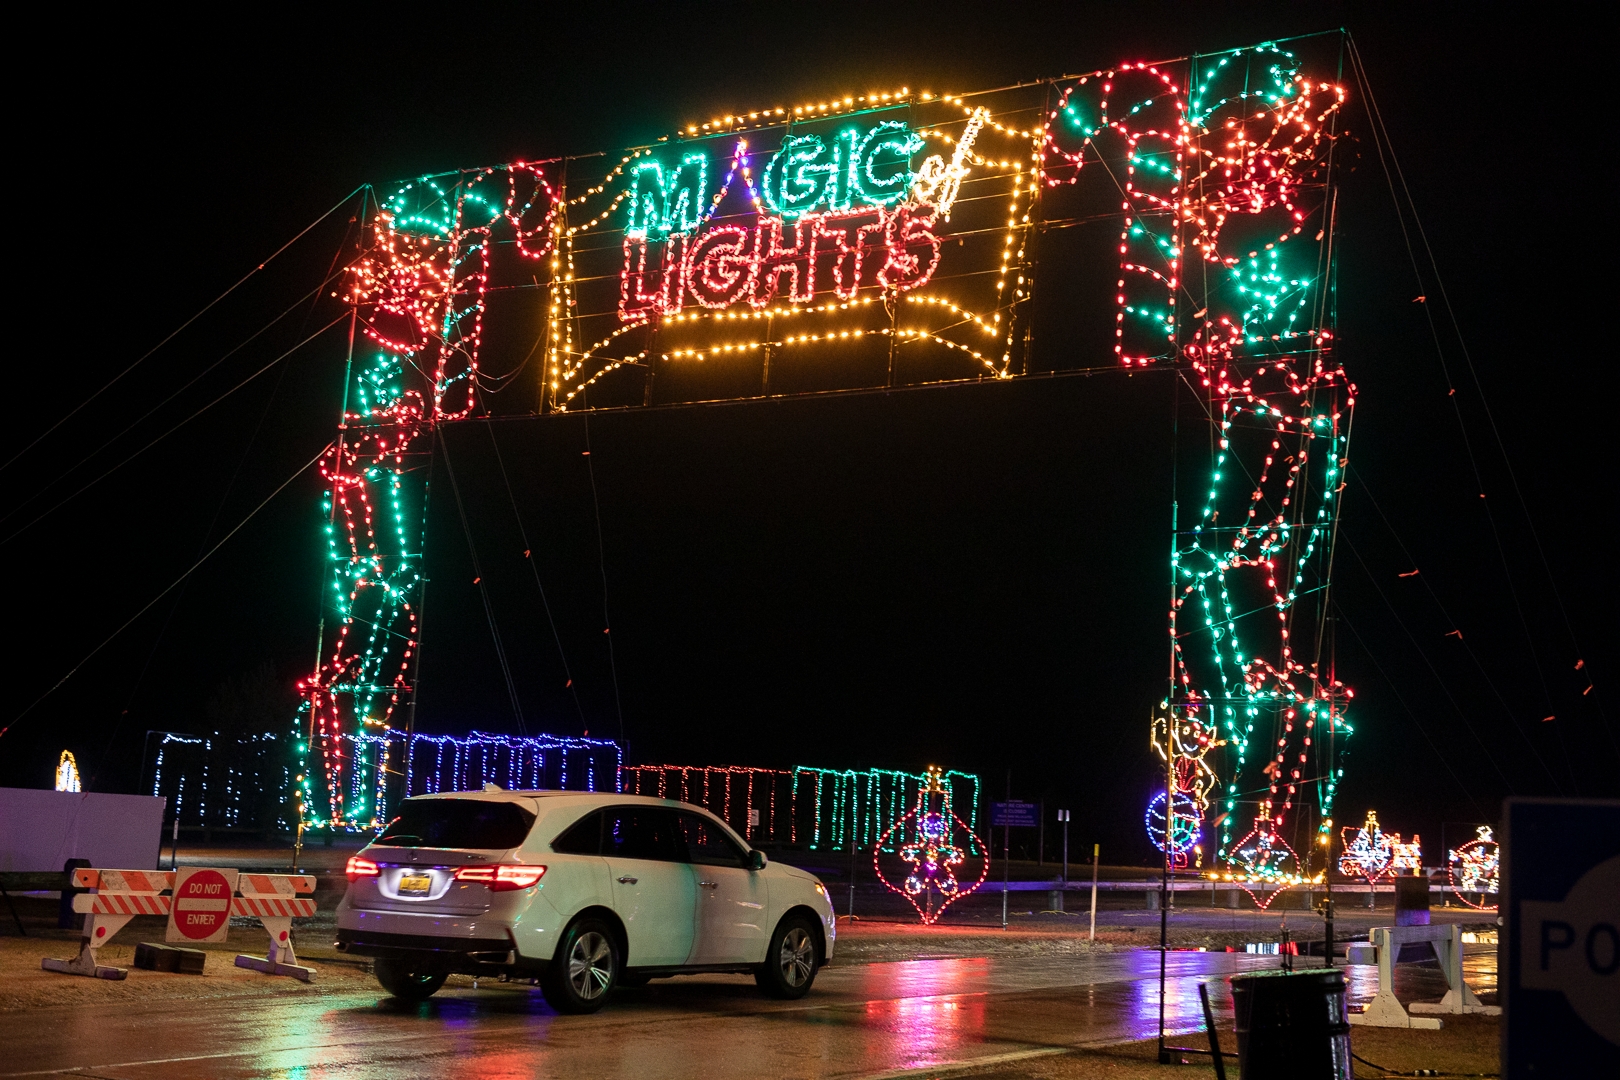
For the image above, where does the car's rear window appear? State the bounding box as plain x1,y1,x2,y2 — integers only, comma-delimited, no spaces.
376,799,536,850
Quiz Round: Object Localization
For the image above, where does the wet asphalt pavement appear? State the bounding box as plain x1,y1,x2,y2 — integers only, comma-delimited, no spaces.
5,950,1294,1079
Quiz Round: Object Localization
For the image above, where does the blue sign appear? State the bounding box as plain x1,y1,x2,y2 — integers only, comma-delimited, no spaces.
1502,797,1620,1076
991,801,1038,828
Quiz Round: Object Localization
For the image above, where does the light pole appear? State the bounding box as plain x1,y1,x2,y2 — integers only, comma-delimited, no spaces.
1058,809,1070,912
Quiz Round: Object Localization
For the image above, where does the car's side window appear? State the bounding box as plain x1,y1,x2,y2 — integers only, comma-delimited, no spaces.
604,807,684,862
551,809,604,854
679,811,748,868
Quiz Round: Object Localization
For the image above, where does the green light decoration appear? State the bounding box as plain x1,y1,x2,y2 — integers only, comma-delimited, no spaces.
626,152,710,237
621,764,984,853
760,121,923,219
292,163,558,832
793,766,983,855
1044,45,1354,885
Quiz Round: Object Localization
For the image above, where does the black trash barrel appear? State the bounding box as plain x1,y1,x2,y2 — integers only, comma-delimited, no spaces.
1393,874,1431,926
58,858,91,929
1231,968,1353,1080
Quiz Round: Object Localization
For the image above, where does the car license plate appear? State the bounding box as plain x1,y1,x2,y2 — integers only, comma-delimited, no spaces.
398,873,432,896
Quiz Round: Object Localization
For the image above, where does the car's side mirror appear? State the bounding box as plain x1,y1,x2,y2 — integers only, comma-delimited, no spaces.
747,850,767,871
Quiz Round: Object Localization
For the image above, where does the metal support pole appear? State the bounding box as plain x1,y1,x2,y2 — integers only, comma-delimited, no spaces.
1159,707,1174,1064
1323,833,1335,967
1002,771,1011,930
1061,812,1069,887
1002,822,1010,930
848,826,857,920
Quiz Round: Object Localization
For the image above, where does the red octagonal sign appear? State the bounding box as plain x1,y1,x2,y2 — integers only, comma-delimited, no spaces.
166,867,239,944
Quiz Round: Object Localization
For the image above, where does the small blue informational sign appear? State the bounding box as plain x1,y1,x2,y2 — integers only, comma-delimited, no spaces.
990,801,1038,828
1501,796,1620,1077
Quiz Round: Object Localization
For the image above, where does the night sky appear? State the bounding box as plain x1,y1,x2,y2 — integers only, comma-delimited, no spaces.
5,2,1611,866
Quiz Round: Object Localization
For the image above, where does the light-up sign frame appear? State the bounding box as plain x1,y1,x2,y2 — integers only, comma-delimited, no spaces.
307,40,1357,884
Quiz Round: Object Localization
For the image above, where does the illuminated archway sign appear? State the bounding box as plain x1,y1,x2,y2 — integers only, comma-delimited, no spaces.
618,118,940,322
299,38,1357,895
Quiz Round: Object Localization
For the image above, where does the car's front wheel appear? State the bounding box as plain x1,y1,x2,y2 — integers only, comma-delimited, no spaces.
374,956,447,1000
755,915,819,999
542,917,619,1013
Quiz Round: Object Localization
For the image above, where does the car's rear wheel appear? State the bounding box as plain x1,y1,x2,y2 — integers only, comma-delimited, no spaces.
755,915,818,998
374,957,447,1000
542,917,619,1013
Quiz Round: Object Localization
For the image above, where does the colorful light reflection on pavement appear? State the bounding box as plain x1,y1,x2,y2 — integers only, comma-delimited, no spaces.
0,948,1492,1080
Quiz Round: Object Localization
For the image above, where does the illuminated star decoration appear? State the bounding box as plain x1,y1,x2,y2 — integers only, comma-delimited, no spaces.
1447,826,1499,910
873,765,989,924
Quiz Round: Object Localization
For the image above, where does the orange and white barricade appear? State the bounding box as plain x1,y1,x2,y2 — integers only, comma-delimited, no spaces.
233,873,318,981
42,869,174,980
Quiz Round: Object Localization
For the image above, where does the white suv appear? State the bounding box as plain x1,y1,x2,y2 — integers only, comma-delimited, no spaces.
334,790,836,1012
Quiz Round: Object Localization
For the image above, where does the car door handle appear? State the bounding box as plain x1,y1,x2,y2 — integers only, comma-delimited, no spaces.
699,881,718,889
617,876,638,885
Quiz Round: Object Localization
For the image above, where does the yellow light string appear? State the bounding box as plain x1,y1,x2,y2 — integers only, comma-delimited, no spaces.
903,295,999,336
560,350,650,408
682,87,919,139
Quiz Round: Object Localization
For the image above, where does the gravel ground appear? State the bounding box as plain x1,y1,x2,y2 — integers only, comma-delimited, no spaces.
0,898,372,1012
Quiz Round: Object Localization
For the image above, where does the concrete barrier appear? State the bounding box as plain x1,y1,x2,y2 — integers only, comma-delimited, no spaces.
1347,923,1500,1029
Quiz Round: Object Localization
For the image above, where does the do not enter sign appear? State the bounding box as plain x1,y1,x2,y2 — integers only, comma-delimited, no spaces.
166,867,240,944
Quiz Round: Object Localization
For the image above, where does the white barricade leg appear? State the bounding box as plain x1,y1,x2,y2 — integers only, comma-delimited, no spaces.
235,915,315,981
41,912,134,979
1348,927,1442,1029
1411,924,1500,1016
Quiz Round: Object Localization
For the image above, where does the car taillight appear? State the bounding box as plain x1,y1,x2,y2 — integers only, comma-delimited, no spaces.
345,856,380,881
454,864,546,891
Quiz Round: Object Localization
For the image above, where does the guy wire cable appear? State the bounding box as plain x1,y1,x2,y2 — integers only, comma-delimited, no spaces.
1,313,348,545
1348,35,1597,744
2,184,367,472
4,245,376,524
0,440,333,738
438,427,528,737
483,417,591,730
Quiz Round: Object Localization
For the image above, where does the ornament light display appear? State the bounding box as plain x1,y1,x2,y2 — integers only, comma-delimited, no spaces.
1447,827,1499,910
873,766,989,924
1213,800,1319,910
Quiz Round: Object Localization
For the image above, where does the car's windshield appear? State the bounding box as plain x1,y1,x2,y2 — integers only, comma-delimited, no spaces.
375,799,535,849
